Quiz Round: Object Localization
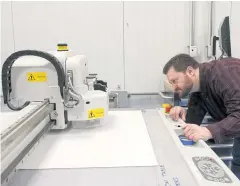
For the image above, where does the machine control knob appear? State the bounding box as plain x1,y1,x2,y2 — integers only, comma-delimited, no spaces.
94,83,107,92
89,73,98,81
89,73,98,77
96,80,107,87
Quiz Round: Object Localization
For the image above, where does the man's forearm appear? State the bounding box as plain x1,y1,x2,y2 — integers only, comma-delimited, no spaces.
206,113,240,143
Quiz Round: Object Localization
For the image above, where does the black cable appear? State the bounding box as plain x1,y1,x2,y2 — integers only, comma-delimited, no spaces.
2,50,65,111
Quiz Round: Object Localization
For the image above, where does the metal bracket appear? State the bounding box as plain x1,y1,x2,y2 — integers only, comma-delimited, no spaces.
67,70,73,87
50,110,58,120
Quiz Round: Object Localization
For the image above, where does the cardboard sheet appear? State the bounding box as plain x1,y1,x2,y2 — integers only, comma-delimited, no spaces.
19,110,158,169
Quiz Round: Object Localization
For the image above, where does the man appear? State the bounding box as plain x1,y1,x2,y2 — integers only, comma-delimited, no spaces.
163,53,240,172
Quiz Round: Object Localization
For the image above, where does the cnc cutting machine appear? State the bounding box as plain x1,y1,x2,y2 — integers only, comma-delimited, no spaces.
2,44,109,128
1,45,240,186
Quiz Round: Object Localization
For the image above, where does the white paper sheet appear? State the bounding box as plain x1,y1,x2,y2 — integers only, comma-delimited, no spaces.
19,110,158,169
0,103,39,133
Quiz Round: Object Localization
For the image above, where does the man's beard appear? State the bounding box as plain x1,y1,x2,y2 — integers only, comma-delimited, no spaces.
181,77,193,98
181,85,193,97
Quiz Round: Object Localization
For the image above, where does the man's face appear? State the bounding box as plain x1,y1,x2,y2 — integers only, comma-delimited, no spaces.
167,66,194,98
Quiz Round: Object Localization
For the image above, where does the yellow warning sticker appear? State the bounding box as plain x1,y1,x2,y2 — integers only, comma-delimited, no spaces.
27,72,47,82
88,108,104,119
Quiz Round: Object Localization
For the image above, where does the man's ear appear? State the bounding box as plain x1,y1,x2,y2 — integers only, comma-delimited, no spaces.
186,66,195,76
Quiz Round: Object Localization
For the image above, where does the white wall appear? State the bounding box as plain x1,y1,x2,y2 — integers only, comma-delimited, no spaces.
1,1,15,98
194,1,209,63
1,1,239,94
124,1,189,93
231,1,240,58
0,1,2,100
213,1,232,59
194,1,232,62
1,2,14,63
10,1,124,90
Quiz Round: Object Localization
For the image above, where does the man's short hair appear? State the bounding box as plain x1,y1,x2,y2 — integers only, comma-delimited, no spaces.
163,53,199,74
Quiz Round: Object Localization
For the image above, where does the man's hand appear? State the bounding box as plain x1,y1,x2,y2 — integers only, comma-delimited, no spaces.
183,124,213,142
169,106,187,121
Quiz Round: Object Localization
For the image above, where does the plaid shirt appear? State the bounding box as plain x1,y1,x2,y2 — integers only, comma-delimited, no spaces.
186,57,240,143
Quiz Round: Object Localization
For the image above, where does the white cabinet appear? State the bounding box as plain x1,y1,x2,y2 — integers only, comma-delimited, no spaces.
123,1,190,93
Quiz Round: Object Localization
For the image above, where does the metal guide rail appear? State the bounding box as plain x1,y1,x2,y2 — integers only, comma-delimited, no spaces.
1,100,54,185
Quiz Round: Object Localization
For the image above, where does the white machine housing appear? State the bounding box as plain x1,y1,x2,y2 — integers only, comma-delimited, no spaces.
10,50,109,129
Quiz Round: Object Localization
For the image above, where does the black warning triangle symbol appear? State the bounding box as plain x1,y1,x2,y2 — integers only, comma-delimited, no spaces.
89,111,95,118
28,74,35,81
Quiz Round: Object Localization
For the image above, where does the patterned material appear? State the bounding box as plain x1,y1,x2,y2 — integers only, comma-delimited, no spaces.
192,156,232,183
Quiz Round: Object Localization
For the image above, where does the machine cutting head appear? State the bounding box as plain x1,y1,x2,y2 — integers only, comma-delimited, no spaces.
1,44,109,129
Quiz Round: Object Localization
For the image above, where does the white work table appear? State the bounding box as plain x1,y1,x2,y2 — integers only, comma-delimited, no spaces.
0,103,40,134
3,107,240,186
